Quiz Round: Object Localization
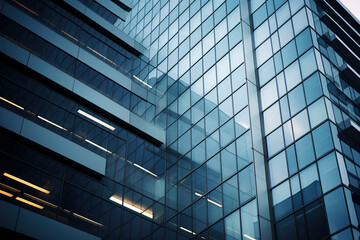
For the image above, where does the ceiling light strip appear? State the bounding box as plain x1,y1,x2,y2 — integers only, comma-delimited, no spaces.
3,173,50,194
77,110,115,131
37,116,67,131
0,189,13,197
85,139,112,154
133,163,158,177
0,96,24,110
16,197,44,209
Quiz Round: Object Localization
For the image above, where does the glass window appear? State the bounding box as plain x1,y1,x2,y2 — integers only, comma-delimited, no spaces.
206,130,220,159
254,20,270,47
324,188,350,233
222,174,239,215
282,40,297,67
218,76,232,103
304,72,322,104
308,98,327,128
217,55,230,82
229,24,242,49
296,133,315,169
290,174,302,210
261,78,278,110
305,199,330,240
264,102,282,135
280,95,290,122
288,84,305,116
236,132,253,169
219,120,235,151
300,164,321,204
252,3,267,28
239,165,255,204
267,127,285,157
207,153,221,190
312,122,334,158
276,215,296,240
233,85,247,113
230,43,244,71
208,186,223,224
221,143,236,180
292,8,308,35
241,200,259,240
296,28,312,55
318,152,341,193
273,180,292,220
225,210,241,240
286,145,298,175
258,58,275,86
283,120,294,146
216,36,229,61
284,60,302,91
278,21,294,47
235,107,250,137
276,2,290,26
292,109,310,139
256,39,272,66
204,66,217,94
269,151,288,187
300,49,317,79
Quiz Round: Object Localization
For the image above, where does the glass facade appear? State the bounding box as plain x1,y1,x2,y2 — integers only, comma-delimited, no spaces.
0,0,359,239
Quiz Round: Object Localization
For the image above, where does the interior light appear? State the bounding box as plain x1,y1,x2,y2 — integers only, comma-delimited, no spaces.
133,75,153,88
61,30,79,42
109,195,153,219
85,139,112,154
0,189,13,197
73,213,103,227
12,0,39,16
194,192,222,207
207,198,222,208
0,97,24,110
38,116,67,131
133,163,158,177
23,193,58,208
243,234,256,240
77,109,115,131
3,173,50,194
86,46,119,67
0,182,20,193
16,197,44,209
180,226,196,235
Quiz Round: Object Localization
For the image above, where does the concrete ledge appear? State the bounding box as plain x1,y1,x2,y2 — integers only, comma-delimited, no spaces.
0,36,165,144
0,200,100,240
94,0,128,21
0,107,107,175
64,0,148,57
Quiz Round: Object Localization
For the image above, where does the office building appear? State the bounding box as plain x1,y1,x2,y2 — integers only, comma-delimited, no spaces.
0,0,359,239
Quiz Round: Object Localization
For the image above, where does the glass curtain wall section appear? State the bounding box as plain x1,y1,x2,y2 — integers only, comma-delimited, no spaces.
254,0,360,239
115,0,266,239
1,0,168,128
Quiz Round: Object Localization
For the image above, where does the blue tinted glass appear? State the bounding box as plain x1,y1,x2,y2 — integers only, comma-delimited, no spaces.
273,180,292,220
312,122,334,158
269,151,288,187
276,215,296,240
288,84,305,116
239,165,255,204
296,28,312,55
300,164,321,204
318,152,340,193
324,188,350,233
267,127,285,157
282,40,297,67
296,134,315,169
222,175,239,215
304,72,322,104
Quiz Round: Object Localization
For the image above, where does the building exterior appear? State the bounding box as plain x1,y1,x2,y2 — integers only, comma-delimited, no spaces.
0,0,359,239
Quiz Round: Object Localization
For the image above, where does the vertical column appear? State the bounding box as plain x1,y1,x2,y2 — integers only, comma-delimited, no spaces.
239,0,274,239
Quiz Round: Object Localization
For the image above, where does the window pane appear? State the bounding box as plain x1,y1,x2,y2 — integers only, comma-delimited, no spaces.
269,151,288,187
300,164,321,204
318,152,340,193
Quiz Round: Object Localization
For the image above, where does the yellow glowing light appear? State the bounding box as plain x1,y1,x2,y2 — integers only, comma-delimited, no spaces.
77,109,115,131
133,75,153,88
16,197,44,209
109,195,153,219
12,0,39,16
85,139,112,154
194,192,222,207
60,30,79,42
3,173,50,194
0,97,24,110
180,227,196,235
73,213,103,227
133,163,158,177
23,193,58,208
0,189,13,197
38,116,67,131
244,234,256,240
86,46,119,67
0,182,20,193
